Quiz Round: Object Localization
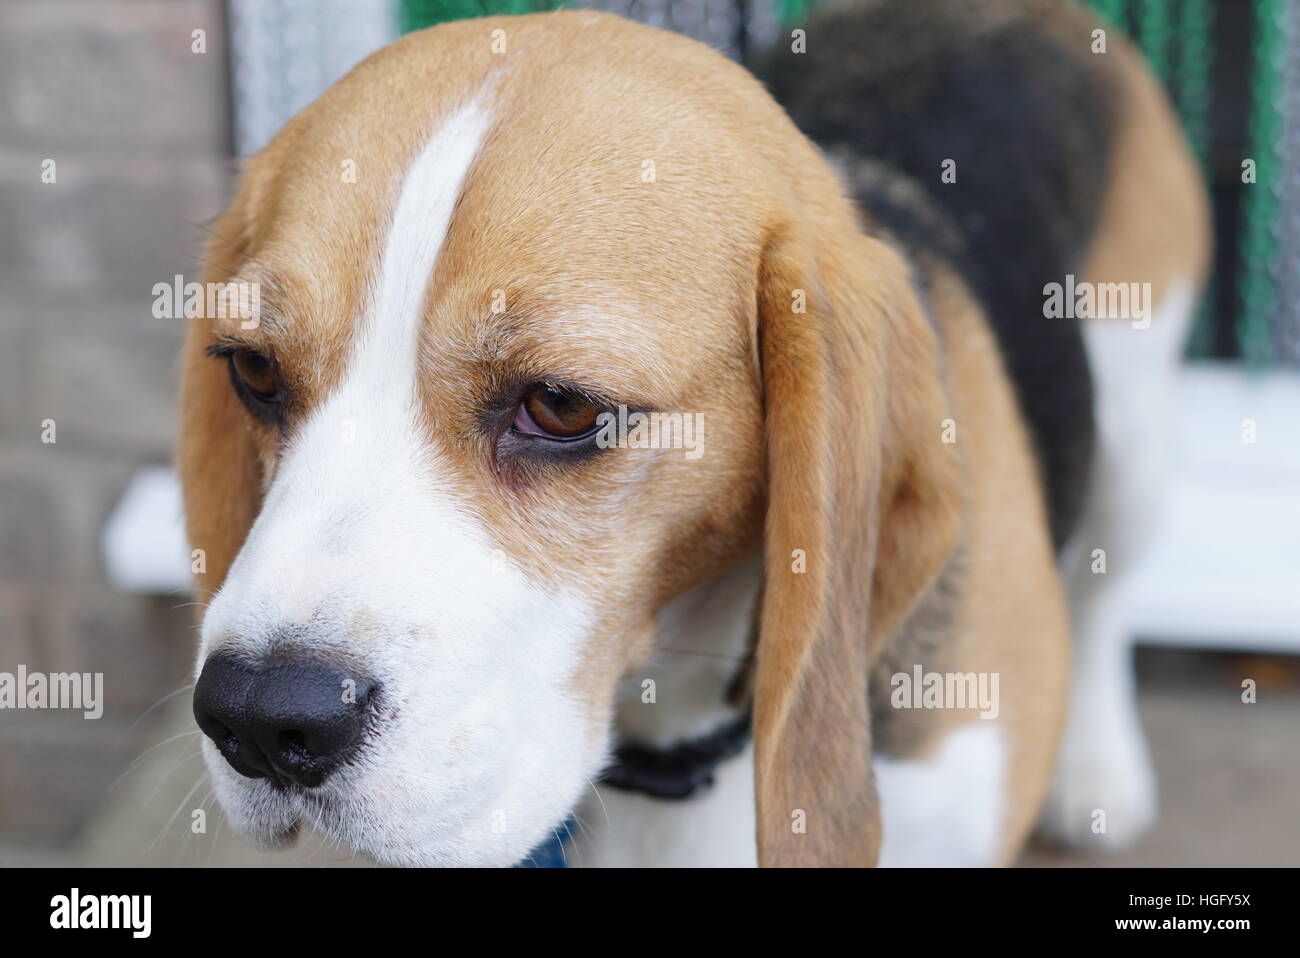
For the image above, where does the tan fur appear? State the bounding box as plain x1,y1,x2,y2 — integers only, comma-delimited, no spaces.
752,222,964,865
922,263,1071,862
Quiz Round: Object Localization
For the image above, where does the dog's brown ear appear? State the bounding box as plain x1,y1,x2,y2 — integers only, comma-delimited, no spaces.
752,222,963,866
177,186,264,596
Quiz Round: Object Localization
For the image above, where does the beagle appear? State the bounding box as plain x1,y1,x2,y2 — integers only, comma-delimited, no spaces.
181,0,1209,867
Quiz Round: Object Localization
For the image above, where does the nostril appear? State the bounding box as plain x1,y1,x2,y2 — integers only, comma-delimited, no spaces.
278,729,308,758
213,723,240,754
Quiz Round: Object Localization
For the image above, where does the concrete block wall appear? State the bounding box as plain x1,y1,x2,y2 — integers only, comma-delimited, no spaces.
0,0,232,849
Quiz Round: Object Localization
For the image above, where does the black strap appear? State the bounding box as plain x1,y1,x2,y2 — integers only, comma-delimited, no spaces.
598,714,751,800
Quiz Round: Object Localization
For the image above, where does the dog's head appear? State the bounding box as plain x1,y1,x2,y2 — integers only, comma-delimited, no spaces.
181,12,960,866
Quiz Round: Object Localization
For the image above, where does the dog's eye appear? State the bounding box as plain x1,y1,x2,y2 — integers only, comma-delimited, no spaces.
513,384,602,440
229,349,279,401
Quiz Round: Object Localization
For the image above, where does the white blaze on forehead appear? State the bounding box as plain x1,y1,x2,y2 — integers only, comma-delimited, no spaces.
358,101,492,394
201,99,542,642
201,95,591,683
201,98,505,647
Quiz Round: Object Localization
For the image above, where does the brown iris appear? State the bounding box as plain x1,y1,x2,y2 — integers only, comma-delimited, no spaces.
230,349,278,400
513,384,602,440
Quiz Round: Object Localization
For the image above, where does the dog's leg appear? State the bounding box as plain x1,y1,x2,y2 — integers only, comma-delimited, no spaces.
1044,512,1159,851
1040,279,1195,850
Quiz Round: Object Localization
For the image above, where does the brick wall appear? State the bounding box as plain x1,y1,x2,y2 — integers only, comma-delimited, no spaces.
0,0,231,849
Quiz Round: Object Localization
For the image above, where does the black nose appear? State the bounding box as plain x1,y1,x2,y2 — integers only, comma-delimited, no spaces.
193,654,378,788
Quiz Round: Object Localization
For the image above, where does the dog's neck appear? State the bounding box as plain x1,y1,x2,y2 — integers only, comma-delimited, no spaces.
574,559,762,865
612,555,761,749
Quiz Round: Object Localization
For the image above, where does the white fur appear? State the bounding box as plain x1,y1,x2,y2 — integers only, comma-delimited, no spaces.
573,745,759,868
198,102,608,867
875,723,1006,867
1040,278,1196,850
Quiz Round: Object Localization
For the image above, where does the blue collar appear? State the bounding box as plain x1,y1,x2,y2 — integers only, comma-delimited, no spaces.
515,819,576,868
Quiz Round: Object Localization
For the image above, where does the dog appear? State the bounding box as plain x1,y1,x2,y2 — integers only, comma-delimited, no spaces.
180,1,1209,866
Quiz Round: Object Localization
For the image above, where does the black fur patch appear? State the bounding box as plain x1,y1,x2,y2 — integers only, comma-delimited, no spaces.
757,0,1119,549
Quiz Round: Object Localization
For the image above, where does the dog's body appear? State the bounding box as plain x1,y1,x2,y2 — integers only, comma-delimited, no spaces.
180,2,1208,866
571,0,1211,867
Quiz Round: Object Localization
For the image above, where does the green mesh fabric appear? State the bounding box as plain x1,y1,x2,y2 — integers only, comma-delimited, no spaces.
1135,0,1172,81
1172,0,1217,356
1084,0,1221,357
399,0,565,32
1175,0,1214,167
775,0,819,24
1087,0,1128,27
1237,0,1285,366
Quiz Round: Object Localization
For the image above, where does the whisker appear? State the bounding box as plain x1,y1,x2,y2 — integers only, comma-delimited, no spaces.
185,218,280,280
170,584,219,599
585,777,612,834
151,771,208,850
107,728,200,791
129,684,196,731
657,644,750,662
207,808,227,868
144,746,204,807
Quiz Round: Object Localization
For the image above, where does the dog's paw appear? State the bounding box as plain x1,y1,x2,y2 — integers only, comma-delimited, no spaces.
1037,709,1158,852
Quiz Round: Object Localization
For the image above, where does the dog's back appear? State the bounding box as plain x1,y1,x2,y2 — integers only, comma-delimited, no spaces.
759,0,1206,545
759,0,1212,849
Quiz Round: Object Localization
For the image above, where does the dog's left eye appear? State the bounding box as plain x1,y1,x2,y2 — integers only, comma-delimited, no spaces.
207,341,284,422
512,384,602,440
229,349,278,400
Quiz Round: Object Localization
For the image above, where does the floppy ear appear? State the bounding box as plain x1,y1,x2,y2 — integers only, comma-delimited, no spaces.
177,190,264,596
752,221,963,866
